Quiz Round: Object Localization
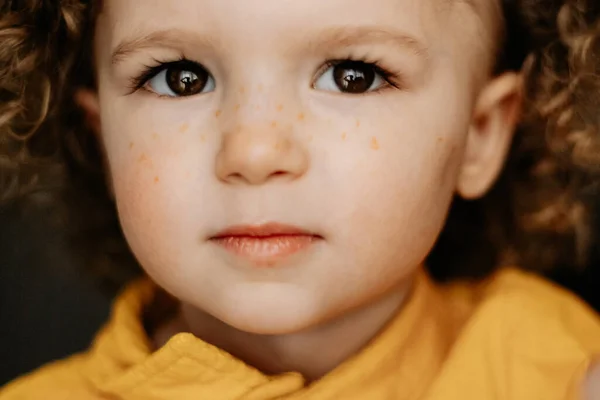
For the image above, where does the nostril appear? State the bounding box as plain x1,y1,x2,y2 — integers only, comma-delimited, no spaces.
270,171,288,178
226,172,245,183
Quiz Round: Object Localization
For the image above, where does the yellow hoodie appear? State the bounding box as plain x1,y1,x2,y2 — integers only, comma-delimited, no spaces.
2,268,600,400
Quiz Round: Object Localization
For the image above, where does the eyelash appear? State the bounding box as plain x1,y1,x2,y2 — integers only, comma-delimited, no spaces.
317,58,403,92
127,56,193,93
127,56,404,94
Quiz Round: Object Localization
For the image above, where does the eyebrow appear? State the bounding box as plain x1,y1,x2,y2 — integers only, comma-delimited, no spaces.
111,25,429,66
111,29,219,65
307,26,430,59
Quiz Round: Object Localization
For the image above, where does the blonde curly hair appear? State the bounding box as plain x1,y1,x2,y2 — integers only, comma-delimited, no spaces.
0,0,588,288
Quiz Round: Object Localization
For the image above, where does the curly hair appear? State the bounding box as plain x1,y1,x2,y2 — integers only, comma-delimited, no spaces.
0,0,590,290
512,0,600,275
0,0,138,293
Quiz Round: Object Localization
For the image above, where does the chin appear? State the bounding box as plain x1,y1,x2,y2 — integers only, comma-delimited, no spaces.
211,284,327,336
225,314,317,336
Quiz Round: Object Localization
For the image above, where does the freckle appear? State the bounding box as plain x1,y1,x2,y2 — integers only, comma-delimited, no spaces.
308,135,313,142
258,84,263,92
200,134,206,142
297,112,305,121
234,104,240,112
437,136,444,143
341,132,347,140
356,119,361,128
371,136,379,150
239,86,245,94
270,121,278,128
154,176,159,183
129,142,134,150
276,104,284,112
215,109,222,118
152,132,158,140
179,124,189,133
138,153,148,163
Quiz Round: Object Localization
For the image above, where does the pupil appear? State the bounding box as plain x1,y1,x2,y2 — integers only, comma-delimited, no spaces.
167,67,206,96
181,71,195,85
333,61,375,93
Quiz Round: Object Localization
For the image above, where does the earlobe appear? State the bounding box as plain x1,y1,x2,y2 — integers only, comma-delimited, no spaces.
75,89,102,135
457,72,523,200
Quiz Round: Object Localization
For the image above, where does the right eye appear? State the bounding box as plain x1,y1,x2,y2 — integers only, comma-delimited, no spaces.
145,61,215,97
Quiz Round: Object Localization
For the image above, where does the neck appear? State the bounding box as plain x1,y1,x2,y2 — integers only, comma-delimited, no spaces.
154,280,413,381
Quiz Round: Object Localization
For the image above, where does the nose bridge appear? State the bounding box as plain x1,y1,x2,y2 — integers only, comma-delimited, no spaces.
222,47,298,118
228,75,293,123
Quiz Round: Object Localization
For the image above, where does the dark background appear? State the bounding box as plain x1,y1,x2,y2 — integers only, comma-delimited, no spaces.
0,204,110,385
1,202,600,386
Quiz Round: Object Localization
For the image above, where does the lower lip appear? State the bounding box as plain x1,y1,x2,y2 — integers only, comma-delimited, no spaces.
211,234,318,266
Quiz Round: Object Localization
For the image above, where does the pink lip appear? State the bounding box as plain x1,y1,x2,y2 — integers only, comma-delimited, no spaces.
210,223,320,266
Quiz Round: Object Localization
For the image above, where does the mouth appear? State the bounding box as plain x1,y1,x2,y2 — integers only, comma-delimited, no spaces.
209,222,321,266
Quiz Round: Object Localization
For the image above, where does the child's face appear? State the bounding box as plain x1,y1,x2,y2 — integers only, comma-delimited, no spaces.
84,0,520,334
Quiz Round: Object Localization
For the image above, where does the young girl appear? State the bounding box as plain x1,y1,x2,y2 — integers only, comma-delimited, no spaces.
1,0,600,399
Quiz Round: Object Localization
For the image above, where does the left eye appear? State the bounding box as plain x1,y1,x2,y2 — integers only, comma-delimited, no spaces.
313,60,386,94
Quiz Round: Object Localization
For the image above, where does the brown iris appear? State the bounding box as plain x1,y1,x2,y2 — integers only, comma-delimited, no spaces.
165,66,210,96
332,61,376,93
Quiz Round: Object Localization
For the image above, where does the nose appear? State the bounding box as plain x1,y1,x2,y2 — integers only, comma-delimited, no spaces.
215,123,309,185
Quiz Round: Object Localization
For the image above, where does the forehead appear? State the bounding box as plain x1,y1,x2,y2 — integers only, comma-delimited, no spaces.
96,0,500,67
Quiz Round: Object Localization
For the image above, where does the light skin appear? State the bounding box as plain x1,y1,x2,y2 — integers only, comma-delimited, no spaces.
77,0,524,381
585,362,600,400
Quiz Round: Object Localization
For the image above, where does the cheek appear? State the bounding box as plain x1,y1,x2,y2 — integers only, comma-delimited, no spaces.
110,148,186,275
317,103,469,281
100,106,210,276
323,105,465,217
339,135,459,240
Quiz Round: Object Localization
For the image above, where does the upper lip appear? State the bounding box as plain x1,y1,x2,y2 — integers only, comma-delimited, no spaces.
210,222,318,238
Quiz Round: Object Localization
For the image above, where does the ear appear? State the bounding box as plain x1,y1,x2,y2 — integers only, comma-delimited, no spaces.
74,88,115,198
75,89,101,136
457,72,522,200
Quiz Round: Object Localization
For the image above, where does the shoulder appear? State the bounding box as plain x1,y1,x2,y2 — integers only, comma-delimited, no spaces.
477,268,600,340
442,268,600,341
435,268,600,399
0,354,99,400
464,268,600,359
